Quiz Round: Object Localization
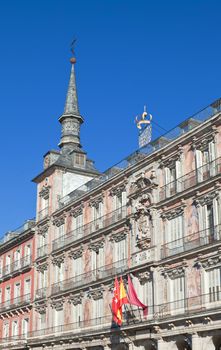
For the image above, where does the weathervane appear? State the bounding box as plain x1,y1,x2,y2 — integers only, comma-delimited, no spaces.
70,38,77,64
135,106,153,148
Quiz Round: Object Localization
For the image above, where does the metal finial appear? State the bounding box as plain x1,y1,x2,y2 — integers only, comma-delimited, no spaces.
135,106,152,130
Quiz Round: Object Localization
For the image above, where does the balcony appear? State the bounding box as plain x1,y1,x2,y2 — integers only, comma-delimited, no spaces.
51,247,155,296
52,206,127,252
35,287,47,300
159,157,221,201
161,225,221,259
51,258,128,295
38,207,49,222
0,293,31,313
37,245,48,259
28,290,221,339
0,255,32,280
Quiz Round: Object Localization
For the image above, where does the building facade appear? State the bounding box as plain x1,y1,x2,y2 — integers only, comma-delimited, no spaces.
0,53,221,350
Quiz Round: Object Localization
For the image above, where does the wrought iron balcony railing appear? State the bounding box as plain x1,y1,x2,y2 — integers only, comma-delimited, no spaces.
38,207,49,222
37,245,48,259
0,293,31,313
161,225,221,259
28,289,221,339
159,157,221,201
51,247,155,296
1,255,32,279
52,206,127,252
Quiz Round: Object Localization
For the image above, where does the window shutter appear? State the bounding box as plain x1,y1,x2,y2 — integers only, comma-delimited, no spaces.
196,150,203,182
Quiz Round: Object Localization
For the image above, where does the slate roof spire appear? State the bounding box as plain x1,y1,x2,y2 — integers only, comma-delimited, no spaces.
58,51,84,152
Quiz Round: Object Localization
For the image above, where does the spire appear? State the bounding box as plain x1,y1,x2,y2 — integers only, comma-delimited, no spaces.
63,59,80,116
58,52,84,152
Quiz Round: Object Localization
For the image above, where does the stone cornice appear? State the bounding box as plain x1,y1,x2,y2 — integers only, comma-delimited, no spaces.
109,226,129,242
36,262,48,272
194,190,219,207
191,130,217,151
159,146,183,168
68,292,84,305
88,238,105,252
109,182,127,197
70,203,84,218
52,213,66,227
161,204,185,220
161,262,187,279
37,223,49,236
88,286,104,300
50,297,65,310
89,194,104,209
34,302,47,314
68,245,84,259
133,270,152,284
51,254,65,266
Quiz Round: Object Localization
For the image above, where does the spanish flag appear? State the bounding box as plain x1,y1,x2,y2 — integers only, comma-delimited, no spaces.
112,277,121,326
119,276,129,307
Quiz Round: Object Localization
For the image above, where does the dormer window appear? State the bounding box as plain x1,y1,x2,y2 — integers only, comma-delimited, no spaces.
75,153,85,168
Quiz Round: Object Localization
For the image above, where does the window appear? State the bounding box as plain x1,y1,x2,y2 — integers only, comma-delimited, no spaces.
75,153,85,168
164,160,182,196
3,323,9,338
57,225,64,239
92,298,103,319
38,312,46,330
39,270,47,289
72,256,83,278
195,141,216,182
73,213,83,235
206,267,221,302
22,318,29,336
92,202,103,230
14,249,21,269
24,278,31,298
72,303,82,324
5,286,11,306
114,238,127,263
55,264,64,283
169,276,185,313
91,247,104,273
6,255,11,273
200,199,220,241
12,320,18,336
54,309,64,327
165,214,183,253
14,283,21,299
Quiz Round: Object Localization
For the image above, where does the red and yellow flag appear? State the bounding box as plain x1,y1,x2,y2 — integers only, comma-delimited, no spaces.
119,276,129,307
112,277,121,325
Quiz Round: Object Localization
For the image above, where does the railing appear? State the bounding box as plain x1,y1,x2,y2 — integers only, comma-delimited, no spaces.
28,289,221,339
35,287,47,299
1,255,32,278
51,247,155,296
0,293,31,312
58,98,221,209
0,219,35,245
37,245,48,259
159,157,221,201
161,225,221,259
52,206,127,252
38,207,49,221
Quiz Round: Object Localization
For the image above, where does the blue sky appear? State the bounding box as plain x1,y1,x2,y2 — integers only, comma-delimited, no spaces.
0,0,220,234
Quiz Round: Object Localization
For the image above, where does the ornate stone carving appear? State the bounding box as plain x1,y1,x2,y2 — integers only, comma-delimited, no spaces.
34,303,47,314
37,223,49,236
194,191,219,207
89,195,103,209
162,265,186,279
109,183,126,197
129,172,154,196
159,147,183,168
110,229,127,242
201,255,221,269
36,262,48,273
51,254,65,267
161,206,185,220
52,214,66,227
68,245,84,259
68,292,84,305
50,298,65,311
135,271,151,284
134,204,152,243
88,238,105,253
70,203,84,218
39,185,51,200
191,133,216,151
88,286,104,300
